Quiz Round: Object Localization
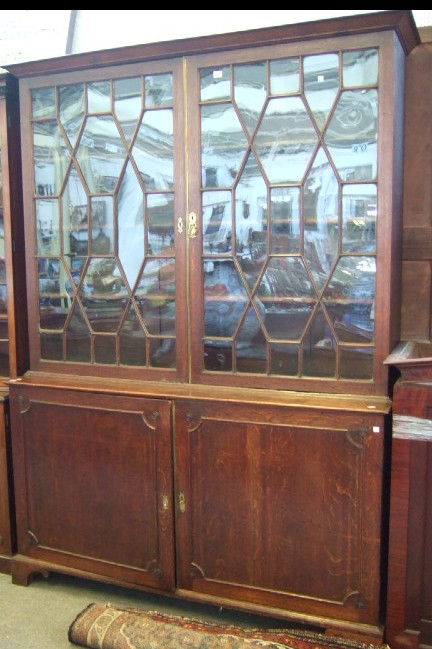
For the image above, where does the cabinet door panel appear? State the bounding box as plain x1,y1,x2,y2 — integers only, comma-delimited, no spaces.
9,386,175,590
175,400,385,627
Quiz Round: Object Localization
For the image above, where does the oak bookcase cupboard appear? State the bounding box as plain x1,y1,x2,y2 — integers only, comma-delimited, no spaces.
0,74,29,573
2,10,420,642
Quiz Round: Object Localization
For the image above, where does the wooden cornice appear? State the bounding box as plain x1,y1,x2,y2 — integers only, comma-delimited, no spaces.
2,10,420,79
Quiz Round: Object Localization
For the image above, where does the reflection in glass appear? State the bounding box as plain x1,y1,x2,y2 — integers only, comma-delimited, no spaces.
340,346,373,380
77,115,126,193
261,257,315,341
31,87,56,119
270,187,300,254
145,74,173,107
59,84,84,149
342,184,376,252
201,103,247,188
33,120,70,196
133,109,174,190
302,305,336,377
304,53,339,130
118,161,144,288
255,96,317,183
119,305,147,366
65,302,91,362
199,51,379,381
63,165,88,260
204,260,251,340
202,191,232,254
200,66,231,102
235,153,267,289
343,49,378,87
325,89,378,181
270,58,299,95
323,256,375,345
36,199,60,255
38,257,68,330
115,77,142,142
234,62,267,136
303,146,338,290
135,258,176,366
147,193,175,255
87,81,111,113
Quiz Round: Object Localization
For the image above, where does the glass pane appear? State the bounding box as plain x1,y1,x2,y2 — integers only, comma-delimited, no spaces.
145,73,173,107
118,161,144,288
94,334,116,364
65,302,91,362
77,115,126,193
63,165,88,261
303,147,339,290
304,53,339,130
270,187,300,254
119,305,146,366
87,81,111,113
270,342,298,376
323,256,375,344
36,199,60,255
255,96,317,183
342,184,376,252
135,258,176,366
59,84,84,149
261,257,315,341
133,109,174,190
325,89,378,181
202,190,232,255
343,49,378,87
200,66,231,101
33,120,70,196
270,58,299,95
340,346,373,380
302,306,336,377
31,87,56,119
91,197,113,254
201,103,247,188
38,257,68,330
234,62,267,136
204,259,250,341
235,152,267,288
147,193,175,254
82,258,128,333
115,77,142,142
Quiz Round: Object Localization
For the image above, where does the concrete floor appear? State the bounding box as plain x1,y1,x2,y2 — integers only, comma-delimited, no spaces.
0,570,300,648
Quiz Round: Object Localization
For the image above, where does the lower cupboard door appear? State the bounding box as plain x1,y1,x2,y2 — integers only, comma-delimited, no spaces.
174,400,386,627
10,387,175,591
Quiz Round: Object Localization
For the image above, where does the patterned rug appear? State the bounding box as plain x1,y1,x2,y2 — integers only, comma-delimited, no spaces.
68,603,388,649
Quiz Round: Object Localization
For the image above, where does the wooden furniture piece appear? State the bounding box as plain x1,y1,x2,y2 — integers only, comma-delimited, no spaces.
0,74,29,573
3,11,419,643
384,342,432,649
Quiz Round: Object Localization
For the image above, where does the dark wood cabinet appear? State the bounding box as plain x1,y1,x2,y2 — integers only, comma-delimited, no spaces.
174,398,389,629
0,74,29,572
9,384,175,591
2,10,420,643
384,343,432,649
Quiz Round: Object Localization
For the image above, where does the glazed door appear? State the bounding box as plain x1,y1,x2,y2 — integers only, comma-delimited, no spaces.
174,399,386,629
9,385,175,590
186,34,400,395
21,57,188,381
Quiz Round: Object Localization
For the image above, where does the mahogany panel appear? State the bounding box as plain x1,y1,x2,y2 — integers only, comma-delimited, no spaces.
384,370,432,648
0,395,15,571
8,384,175,590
